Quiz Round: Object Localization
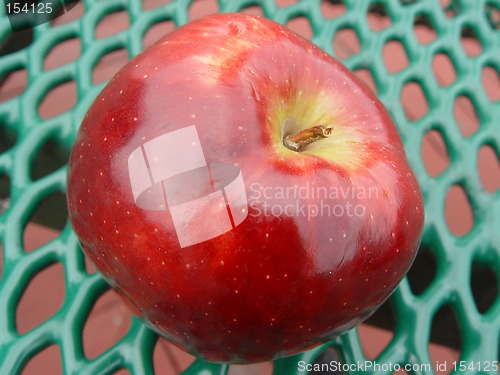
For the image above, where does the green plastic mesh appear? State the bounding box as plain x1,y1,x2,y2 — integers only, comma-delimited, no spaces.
0,0,499,374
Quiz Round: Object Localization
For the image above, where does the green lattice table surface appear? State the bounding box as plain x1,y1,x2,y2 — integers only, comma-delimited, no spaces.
0,0,499,374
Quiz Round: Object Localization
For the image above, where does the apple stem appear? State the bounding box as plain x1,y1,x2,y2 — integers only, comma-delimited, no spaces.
283,124,333,152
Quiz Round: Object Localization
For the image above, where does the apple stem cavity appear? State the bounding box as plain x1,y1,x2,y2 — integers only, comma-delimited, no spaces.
283,124,333,152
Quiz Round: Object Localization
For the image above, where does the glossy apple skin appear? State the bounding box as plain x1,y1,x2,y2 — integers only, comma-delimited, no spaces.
67,13,424,363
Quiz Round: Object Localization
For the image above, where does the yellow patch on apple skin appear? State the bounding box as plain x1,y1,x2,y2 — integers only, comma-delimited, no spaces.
267,86,371,172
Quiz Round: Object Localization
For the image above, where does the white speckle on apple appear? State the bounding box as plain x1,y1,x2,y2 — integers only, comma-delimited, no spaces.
90,212,93,216
100,171,103,176
176,294,180,298
370,214,374,219
343,232,347,238
191,114,196,118
134,117,138,121
338,278,343,282
79,199,82,204
79,154,83,159
234,290,238,294
144,74,148,79
208,301,212,305
365,278,369,282
266,275,270,279
284,274,288,277
119,90,123,94
391,232,396,238
220,260,224,265
405,220,409,225
309,290,313,294
161,261,165,265
135,64,139,68
111,118,114,122
115,229,119,234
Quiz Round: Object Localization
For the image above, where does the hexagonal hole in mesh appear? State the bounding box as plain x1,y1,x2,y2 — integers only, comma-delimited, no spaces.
470,259,498,314
432,53,457,87
320,0,346,19
188,0,219,21
95,8,130,39
92,48,130,85
333,28,361,60
354,68,377,94
51,0,84,26
0,67,27,103
309,347,344,374
367,2,392,32
44,37,81,71
444,185,474,237
359,298,395,360
276,0,299,7
453,95,479,137
0,173,11,216
286,16,314,40
383,40,409,74
30,137,70,181
22,344,63,375
240,5,264,17
413,13,437,45
441,0,461,19
429,304,461,362
82,288,131,360
22,193,67,253
460,25,483,58
38,79,77,120
114,369,131,375
143,0,172,11
401,81,429,121
0,123,18,154
153,337,196,374
481,65,500,102
477,144,500,194
421,129,450,178
143,20,176,48
407,246,438,296
16,263,66,334
229,363,273,375
485,1,500,30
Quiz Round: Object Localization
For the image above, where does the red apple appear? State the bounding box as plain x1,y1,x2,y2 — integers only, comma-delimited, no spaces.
67,13,424,363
